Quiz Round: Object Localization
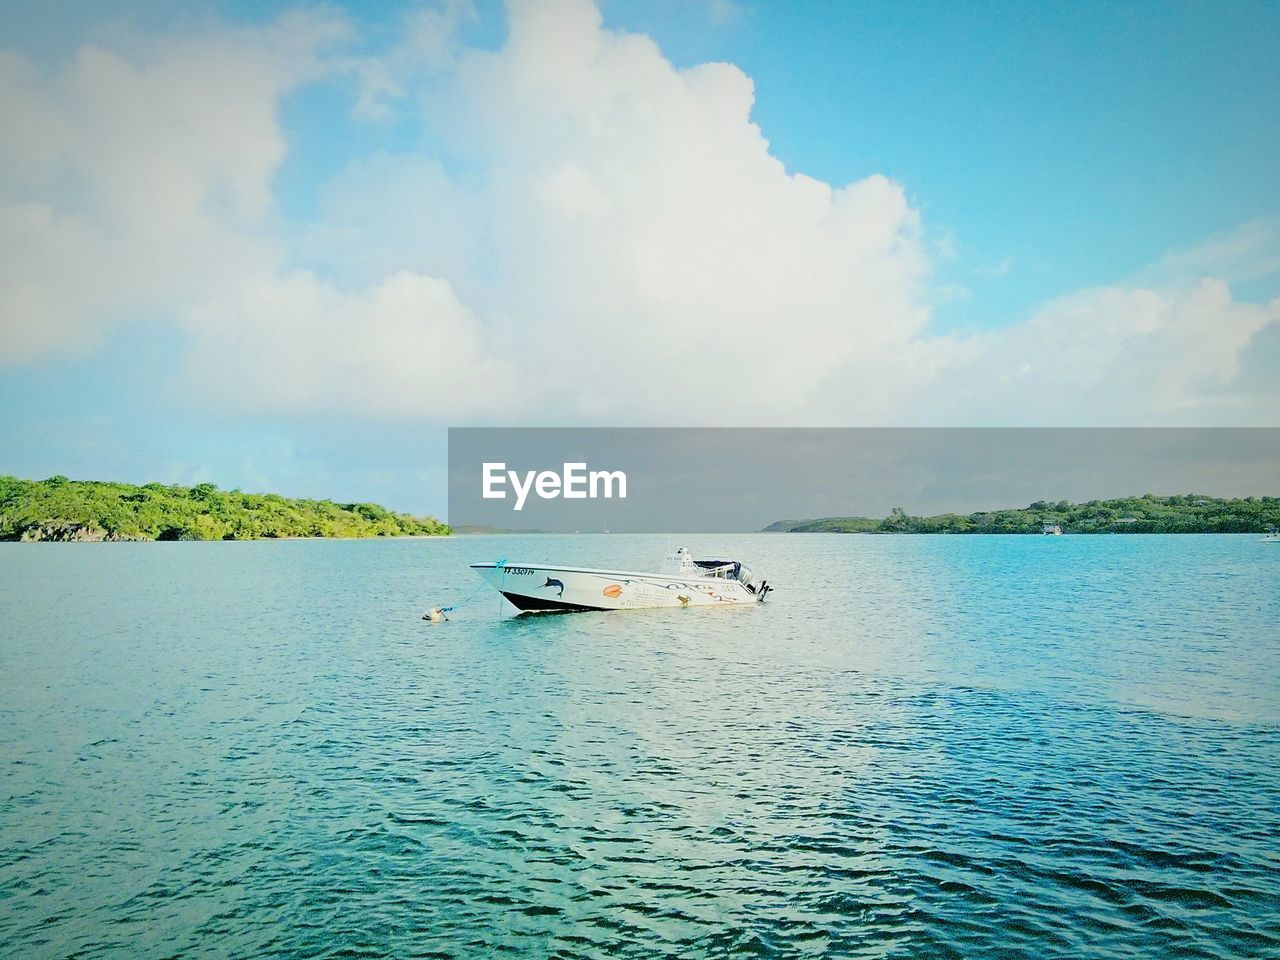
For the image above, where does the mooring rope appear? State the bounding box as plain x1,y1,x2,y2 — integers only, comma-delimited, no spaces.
429,558,506,616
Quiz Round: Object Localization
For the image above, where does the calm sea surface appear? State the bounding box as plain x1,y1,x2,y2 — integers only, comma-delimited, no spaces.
1,534,1278,959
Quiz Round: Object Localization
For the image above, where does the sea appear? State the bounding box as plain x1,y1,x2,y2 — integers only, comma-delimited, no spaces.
1,534,1278,959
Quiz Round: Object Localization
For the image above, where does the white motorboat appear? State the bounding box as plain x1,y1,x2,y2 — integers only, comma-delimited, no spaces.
470,547,772,613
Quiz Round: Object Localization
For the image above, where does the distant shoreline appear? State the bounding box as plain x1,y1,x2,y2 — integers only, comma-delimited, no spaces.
0,475,451,542
765,494,1279,535
0,534,457,543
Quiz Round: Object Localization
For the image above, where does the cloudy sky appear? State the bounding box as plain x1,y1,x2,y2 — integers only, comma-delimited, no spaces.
1,0,1277,515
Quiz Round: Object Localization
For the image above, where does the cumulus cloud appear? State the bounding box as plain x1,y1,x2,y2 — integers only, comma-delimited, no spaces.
0,12,344,361
926,280,1280,425
288,0,934,420
1,0,1276,427
185,270,511,418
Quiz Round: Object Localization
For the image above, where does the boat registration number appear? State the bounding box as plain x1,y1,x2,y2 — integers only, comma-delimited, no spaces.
505,567,535,575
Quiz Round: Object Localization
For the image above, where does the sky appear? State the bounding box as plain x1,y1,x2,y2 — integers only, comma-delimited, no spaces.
1,0,1277,516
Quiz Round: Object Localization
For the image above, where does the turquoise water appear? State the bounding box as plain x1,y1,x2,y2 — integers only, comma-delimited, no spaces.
1,534,1278,958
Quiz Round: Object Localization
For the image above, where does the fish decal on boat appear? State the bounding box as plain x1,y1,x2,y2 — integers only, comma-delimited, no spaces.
544,577,565,597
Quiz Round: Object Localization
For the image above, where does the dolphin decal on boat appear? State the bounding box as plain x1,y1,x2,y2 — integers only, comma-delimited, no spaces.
544,577,565,597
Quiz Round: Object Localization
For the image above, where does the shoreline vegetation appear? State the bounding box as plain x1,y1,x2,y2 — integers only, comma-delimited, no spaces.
0,475,451,541
765,495,1280,534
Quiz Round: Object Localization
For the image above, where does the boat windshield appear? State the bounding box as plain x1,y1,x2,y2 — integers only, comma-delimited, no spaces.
693,559,752,586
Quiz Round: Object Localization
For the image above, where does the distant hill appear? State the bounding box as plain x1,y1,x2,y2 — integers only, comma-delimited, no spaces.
766,494,1280,534
761,519,813,533
0,475,451,541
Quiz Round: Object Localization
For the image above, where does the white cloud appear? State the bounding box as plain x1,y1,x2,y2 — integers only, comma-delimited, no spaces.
319,0,935,420
1133,220,1280,289
924,280,1280,425
343,0,475,122
0,13,345,361
935,284,973,305
1,0,1276,428
184,270,511,418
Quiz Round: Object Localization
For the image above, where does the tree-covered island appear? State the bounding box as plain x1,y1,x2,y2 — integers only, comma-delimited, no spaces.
766,494,1280,534
0,475,450,541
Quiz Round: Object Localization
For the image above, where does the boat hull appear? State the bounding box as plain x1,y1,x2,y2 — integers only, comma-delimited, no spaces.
471,562,758,613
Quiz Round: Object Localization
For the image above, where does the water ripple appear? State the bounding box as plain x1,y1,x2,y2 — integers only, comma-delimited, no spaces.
1,535,1278,958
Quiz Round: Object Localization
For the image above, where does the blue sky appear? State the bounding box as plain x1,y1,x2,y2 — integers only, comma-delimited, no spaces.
1,0,1277,515
622,1,1280,300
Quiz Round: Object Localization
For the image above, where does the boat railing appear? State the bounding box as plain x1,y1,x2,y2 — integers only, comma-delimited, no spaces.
699,563,752,584
698,565,735,579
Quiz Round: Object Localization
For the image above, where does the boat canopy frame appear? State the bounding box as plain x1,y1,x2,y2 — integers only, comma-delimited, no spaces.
692,559,752,586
